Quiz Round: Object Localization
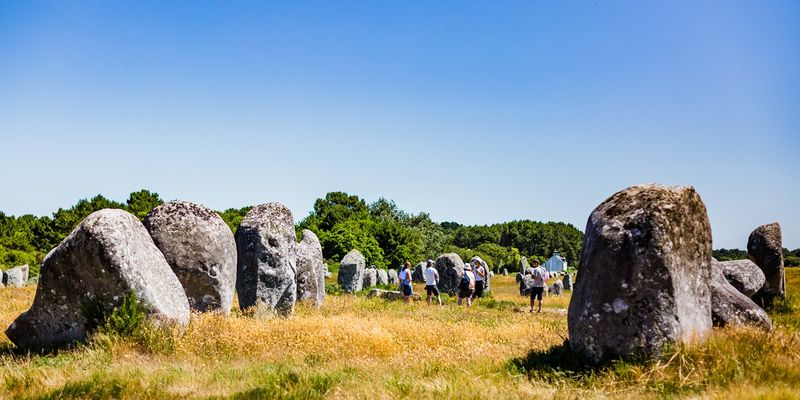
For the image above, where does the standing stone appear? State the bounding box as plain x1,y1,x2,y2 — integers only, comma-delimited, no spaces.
435,253,466,295
2,265,30,287
748,223,785,307
338,250,365,293
144,201,236,315
519,274,535,296
502,268,508,276
362,268,378,289
412,262,426,283
377,269,389,286
717,259,765,297
322,263,332,278
549,280,564,296
5,209,190,349
520,257,529,274
568,184,713,364
295,229,325,308
387,269,399,285
562,274,573,291
235,203,297,316
710,259,771,330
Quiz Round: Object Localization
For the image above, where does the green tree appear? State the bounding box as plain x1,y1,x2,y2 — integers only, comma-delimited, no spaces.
125,190,164,220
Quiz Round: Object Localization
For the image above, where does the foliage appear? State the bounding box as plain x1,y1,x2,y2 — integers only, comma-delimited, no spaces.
217,206,252,233
713,248,749,261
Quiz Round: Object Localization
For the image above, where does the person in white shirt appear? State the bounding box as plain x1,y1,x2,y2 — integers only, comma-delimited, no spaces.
457,264,476,307
529,259,550,313
423,259,442,306
398,261,414,303
472,260,486,299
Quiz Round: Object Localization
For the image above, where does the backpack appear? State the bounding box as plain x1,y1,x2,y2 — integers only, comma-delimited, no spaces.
459,272,471,290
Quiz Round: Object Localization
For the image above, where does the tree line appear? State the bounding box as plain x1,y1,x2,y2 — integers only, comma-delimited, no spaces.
713,248,800,267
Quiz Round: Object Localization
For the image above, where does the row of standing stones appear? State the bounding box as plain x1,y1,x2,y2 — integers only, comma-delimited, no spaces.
568,184,785,364
336,252,492,296
5,201,327,350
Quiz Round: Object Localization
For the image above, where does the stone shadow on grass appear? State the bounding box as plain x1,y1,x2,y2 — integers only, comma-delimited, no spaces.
508,340,597,380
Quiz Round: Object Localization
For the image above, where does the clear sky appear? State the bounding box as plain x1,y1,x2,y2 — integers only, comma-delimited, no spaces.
0,1,798,249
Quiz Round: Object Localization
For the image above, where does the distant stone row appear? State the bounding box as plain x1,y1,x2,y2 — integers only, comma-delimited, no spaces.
568,184,787,364
5,201,326,350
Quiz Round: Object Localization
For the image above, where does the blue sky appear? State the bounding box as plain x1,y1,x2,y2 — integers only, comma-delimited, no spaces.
0,1,798,249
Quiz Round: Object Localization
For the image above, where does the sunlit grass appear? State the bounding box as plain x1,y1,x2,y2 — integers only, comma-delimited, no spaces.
0,270,797,399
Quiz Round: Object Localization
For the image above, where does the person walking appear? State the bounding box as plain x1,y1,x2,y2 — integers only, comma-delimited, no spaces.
529,259,549,313
423,259,442,306
457,263,476,307
472,259,486,299
398,261,414,303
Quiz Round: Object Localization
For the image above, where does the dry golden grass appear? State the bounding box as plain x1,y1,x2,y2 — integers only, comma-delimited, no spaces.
0,271,798,399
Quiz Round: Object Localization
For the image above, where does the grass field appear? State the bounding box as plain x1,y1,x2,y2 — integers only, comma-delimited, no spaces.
0,270,798,399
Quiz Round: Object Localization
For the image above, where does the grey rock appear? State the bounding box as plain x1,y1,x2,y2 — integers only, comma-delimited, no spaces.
144,201,236,315
567,184,713,364
519,274,535,296
387,269,399,285
562,274,573,291
377,269,389,286
435,253,466,295
502,268,508,276
717,259,765,297
520,257,529,274
367,288,422,302
362,268,378,289
3,265,29,287
322,263,332,278
338,250,365,293
235,203,297,316
549,280,564,296
748,223,785,307
296,230,325,308
710,259,771,330
6,209,190,349
412,262,426,283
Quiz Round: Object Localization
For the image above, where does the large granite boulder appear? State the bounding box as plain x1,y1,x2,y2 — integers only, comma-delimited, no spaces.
144,201,236,314
387,269,399,285
519,274,535,296
338,250,365,293
710,259,771,330
412,262,425,283
3,265,30,287
362,268,378,288
716,259,765,297
295,230,325,308
567,184,713,364
377,269,389,286
435,253,465,295
235,203,297,316
748,223,785,307
549,280,564,296
6,209,190,349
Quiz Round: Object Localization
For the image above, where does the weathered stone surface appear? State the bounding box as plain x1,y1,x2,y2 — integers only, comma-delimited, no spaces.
549,280,564,296
6,209,190,349
710,259,771,330
322,263,332,278
387,269,399,285
748,223,785,307
367,288,421,301
519,274,534,296
377,269,389,286
3,265,29,287
144,201,236,314
717,259,765,297
435,253,466,295
235,203,297,316
338,250,365,293
502,268,508,276
520,257,529,274
362,268,378,288
412,262,425,283
515,272,523,284
562,274,573,291
295,230,325,308
567,184,713,364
